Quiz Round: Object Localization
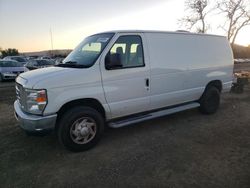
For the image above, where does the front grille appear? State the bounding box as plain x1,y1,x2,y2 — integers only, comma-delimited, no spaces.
16,83,26,110
13,71,24,75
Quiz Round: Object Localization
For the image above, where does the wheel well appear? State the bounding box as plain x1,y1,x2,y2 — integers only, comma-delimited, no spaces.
206,80,222,93
56,98,106,127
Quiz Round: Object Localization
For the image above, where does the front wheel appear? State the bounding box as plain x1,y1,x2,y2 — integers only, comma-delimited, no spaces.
57,106,104,152
199,86,220,114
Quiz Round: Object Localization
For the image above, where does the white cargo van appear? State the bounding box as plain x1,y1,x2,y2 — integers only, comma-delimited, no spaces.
14,30,233,151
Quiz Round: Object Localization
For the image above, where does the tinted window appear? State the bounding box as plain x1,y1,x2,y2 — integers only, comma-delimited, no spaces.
109,35,144,68
26,61,37,66
11,57,26,62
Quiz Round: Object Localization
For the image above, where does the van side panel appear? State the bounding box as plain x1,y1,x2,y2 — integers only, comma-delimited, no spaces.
145,33,233,110
185,36,233,97
145,33,189,110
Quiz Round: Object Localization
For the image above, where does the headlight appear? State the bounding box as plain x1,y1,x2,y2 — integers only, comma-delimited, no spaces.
25,89,47,115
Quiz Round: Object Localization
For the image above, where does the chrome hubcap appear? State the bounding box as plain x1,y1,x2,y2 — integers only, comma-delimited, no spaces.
70,117,97,144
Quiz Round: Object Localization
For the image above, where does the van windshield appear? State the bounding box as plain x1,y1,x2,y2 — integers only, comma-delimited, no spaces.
59,33,114,68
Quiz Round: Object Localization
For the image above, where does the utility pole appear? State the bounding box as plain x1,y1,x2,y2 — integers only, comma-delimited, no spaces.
50,27,54,57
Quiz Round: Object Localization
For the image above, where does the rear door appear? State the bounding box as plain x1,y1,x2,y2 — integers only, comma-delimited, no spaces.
100,33,150,119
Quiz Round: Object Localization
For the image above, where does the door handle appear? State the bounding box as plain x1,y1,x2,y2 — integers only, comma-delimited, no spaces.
145,78,149,87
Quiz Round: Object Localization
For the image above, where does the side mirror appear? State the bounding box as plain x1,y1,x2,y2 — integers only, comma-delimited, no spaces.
105,53,123,70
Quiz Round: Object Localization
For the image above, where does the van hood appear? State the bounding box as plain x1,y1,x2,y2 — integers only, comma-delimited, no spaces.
16,65,100,89
17,67,75,89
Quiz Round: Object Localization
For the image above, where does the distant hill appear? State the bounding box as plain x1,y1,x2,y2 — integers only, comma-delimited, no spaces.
21,49,72,57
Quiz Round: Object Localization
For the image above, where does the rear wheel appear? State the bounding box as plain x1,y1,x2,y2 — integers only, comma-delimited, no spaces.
199,86,220,114
57,106,104,152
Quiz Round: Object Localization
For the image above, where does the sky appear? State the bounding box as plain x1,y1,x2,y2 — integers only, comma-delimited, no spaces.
0,0,249,52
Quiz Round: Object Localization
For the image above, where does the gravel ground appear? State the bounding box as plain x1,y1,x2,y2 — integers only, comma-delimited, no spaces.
0,64,250,187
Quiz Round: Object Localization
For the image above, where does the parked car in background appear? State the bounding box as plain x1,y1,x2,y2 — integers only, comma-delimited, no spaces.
3,56,29,66
27,56,38,60
0,60,28,81
25,59,55,70
54,57,64,65
38,56,53,60
234,59,250,64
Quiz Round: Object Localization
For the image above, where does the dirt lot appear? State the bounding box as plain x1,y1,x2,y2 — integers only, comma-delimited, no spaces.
0,65,250,187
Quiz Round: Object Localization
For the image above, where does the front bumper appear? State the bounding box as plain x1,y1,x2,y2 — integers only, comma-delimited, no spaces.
14,100,57,133
2,73,17,80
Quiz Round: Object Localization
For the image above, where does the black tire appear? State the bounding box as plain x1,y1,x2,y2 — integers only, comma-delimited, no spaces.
199,86,220,114
57,106,104,152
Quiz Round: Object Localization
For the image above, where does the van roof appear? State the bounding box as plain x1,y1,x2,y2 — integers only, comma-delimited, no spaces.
97,30,226,38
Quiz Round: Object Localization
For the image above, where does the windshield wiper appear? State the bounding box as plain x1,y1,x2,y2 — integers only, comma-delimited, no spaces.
64,61,78,64
56,61,89,68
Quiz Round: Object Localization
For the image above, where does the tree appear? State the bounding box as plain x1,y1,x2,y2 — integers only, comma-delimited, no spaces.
232,44,250,58
1,48,19,58
217,0,250,46
181,0,211,33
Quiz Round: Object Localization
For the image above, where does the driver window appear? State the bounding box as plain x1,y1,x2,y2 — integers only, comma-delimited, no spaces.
109,35,144,68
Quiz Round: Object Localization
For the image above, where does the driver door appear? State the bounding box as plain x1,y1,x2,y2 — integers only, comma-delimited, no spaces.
100,33,150,119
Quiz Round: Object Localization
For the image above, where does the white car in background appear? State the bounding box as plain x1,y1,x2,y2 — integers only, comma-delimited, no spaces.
0,60,28,81
4,56,29,66
25,59,55,70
